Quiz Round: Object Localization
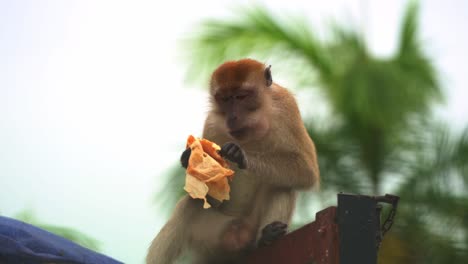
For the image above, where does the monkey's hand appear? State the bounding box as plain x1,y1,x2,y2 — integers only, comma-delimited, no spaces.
180,148,191,169
258,221,287,247
219,142,247,169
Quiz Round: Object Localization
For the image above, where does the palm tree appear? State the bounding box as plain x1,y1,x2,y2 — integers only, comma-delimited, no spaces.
158,2,468,263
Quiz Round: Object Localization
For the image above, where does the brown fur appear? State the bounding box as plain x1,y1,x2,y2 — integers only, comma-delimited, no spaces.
147,59,319,264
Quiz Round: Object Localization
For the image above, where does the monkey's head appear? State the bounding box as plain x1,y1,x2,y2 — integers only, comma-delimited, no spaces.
210,59,273,142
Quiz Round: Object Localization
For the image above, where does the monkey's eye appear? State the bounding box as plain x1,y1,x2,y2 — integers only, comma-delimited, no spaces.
215,94,230,102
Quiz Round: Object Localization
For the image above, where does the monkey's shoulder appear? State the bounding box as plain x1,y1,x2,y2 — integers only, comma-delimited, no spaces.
270,84,300,109
270,83,293,97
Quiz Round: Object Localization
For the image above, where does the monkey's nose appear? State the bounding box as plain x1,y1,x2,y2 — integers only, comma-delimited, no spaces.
227,115,238,128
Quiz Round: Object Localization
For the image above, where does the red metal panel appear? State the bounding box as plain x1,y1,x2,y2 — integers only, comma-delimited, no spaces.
246,207,339,264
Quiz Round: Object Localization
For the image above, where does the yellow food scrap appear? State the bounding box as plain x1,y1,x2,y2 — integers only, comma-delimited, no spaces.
184,174,210,209
183,135,234,208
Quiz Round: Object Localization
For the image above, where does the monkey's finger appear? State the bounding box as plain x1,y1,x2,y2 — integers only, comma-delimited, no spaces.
267,221,287,227
258,225,287,247
277,230,287,237
262,221,288,234
180,148,192,169
233,152,247,169
220,142,237,157
236,150,245,160
226,145,238,158
229,149,245,167
237,158,247,169
272,222,288,229
264,229,286,239
219,142,232,156
220,142,247,169
269,229,287,237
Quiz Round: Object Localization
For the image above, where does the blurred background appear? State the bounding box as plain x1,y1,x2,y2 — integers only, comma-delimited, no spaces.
1,0,467,263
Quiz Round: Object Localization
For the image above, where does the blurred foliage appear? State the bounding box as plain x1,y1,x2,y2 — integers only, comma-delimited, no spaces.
14,210,101,251
155,164,186,213
158,1,468,263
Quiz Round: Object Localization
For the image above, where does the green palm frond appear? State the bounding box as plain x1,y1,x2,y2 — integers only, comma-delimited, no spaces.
398,0,419,58
393,124,468,260
398,124,468,198
185,6,332,84
452,127,468,184
306,122,373,193
396,0,442,106
386,211,467,264
154,165,186,216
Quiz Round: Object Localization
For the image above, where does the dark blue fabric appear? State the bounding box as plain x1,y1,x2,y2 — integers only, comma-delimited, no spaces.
0,216,123,264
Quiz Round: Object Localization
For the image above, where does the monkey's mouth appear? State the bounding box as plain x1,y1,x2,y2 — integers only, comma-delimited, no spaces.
229,128,247,139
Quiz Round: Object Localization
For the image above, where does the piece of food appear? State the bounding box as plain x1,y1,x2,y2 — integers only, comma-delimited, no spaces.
184,135,235,208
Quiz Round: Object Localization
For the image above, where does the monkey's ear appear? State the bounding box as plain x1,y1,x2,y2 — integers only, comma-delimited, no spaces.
264,65,272,87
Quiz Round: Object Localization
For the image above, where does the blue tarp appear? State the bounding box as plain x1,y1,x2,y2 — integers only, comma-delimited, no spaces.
0,216,123,264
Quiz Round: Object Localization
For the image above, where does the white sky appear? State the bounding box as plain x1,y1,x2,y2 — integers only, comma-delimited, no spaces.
1,0,467,263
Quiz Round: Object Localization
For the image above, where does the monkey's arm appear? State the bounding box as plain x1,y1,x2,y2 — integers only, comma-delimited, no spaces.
219,142,318,189
146,197,191,264
247,148,319,189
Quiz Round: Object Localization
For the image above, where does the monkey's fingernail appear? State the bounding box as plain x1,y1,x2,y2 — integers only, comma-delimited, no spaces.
227,149,236,157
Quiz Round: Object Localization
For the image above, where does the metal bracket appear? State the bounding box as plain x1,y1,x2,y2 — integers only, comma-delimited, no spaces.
338,193,400,264
374,194,400,248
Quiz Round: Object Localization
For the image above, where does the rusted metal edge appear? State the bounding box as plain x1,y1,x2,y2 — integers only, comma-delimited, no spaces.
246,206,339,264
245,193,399,264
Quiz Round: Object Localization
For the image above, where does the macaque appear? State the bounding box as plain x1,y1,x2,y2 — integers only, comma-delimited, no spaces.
147,59,319,264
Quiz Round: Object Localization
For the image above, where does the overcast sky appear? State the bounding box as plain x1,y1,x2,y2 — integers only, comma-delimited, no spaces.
1,0,467,263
